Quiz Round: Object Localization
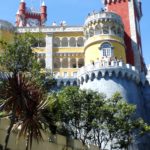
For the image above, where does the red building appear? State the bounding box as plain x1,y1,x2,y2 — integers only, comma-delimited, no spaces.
103,0,145,71
16,0,47,27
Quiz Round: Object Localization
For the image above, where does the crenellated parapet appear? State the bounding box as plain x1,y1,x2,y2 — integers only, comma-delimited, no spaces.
56,78,78,87
77,61,140,85
84,11,124,40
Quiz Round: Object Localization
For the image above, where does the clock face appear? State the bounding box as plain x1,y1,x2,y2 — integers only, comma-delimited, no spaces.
26,18,40,27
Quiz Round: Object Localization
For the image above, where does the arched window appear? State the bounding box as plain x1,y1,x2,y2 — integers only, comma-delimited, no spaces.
111,26,116,35
117,27,122,37
89,27,94,37
53,58,60,68
78,58,84,68
38,38,46,47
62,58,68,68
53,37,60,47
77,37,84,47
102,26,109,34
69,37,76,47
70,58,76,68
37,53,45,68
85,31,89,39
61,37,68,47
100,42,113,57
39,58,45,68
95,25,102,35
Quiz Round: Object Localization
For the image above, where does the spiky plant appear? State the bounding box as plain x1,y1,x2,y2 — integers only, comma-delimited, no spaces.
0,73,47,150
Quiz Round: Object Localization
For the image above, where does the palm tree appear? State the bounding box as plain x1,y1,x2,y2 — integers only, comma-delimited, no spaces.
0,73,47,150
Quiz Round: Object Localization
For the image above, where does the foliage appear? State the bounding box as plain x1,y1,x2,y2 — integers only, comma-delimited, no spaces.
47,87,150,150
0,73,48,150
0,33,56,90
0,33,55,150
0,33,39,74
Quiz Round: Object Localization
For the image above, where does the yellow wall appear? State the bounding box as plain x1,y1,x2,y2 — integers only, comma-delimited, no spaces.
53,32,83,37
33,47,46,53
84,35,126,65
53,47,84,53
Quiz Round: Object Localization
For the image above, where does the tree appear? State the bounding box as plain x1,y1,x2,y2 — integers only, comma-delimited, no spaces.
0,34,55,150
48,87,150,150
0,33,39,74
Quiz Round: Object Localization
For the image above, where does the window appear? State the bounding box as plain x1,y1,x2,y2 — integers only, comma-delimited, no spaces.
102,26,109,34
53,37,60,47
89,28,94,37
73,72,77,78
100,42,113,57
64,72,68,78
69,37,76,47
77,37,84,47
62,37,68,47
95,25,102,35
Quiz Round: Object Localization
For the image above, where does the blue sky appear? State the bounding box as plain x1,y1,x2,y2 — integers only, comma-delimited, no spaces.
0,0,149,64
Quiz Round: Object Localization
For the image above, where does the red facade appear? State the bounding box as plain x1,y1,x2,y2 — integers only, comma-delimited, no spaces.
104,0,144,70
16,0,47,27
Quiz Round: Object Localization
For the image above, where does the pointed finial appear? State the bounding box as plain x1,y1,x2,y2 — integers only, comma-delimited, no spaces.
42,1,46,6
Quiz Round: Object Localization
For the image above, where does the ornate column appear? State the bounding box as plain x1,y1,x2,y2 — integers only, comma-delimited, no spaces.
60,58,62,68
45,33,53,71
76,58,79,68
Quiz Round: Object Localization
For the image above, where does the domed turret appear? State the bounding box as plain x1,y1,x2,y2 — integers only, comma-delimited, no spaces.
0,20,14,31
83,11,126,66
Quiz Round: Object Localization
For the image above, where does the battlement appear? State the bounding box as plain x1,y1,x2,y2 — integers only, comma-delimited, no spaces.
56,78,78,87
77,61,140,84
16,26,83,33
0,119,99,150
84,11,124,40
85,11,123,27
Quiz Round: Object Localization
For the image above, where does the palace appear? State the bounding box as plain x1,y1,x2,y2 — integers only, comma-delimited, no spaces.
0,0,150,149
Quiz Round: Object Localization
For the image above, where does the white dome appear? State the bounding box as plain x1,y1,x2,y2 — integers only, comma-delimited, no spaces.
0,20,14,31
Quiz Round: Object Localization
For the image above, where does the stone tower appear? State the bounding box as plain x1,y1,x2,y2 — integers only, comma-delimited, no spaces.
77,1,150,149
78,9,143,113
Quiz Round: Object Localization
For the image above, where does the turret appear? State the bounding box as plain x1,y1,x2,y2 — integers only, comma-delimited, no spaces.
16,0,47,27
84,10,126,66
19,0,26,15
40,1,47,25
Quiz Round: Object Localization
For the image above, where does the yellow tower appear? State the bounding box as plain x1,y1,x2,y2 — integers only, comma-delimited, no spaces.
84,11,126,65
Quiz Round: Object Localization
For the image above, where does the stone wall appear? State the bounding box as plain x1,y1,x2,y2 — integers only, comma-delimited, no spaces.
0,119,98,150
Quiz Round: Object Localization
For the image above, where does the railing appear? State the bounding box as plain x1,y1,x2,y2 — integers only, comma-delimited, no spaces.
85,11,122,26
78,60,139,77
16,26,84,33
